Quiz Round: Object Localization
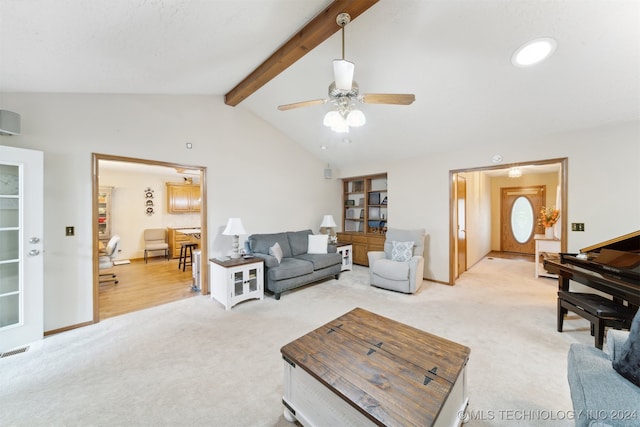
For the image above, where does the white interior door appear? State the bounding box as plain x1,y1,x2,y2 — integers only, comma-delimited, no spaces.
0,145,44,352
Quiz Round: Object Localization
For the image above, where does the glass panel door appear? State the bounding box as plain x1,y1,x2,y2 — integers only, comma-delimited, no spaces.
0,146,44,353
0,164,20,329
248,267,258,293
234,271,244,296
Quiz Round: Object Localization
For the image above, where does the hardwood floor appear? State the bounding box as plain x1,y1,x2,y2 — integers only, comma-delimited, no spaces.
486,250,535,262
99,257,198,320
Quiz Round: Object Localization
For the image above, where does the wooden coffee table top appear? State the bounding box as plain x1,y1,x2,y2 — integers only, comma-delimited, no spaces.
281,307,470,427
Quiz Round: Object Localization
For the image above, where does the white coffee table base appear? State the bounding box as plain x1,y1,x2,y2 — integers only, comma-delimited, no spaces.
283,359,468,427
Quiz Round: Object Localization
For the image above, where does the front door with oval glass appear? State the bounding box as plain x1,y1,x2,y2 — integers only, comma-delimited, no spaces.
501,186,545,254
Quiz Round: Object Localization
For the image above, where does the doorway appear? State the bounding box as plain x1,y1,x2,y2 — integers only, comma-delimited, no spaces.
92,153,208,323
448,158,567,285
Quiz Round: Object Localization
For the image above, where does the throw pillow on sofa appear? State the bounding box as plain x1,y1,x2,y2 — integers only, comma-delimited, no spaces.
307,234,328,254
612,310,640,387
269,242,283,264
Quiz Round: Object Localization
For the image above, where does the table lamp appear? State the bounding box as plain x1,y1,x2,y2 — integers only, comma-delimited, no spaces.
223,217,246,259
320,215,337,244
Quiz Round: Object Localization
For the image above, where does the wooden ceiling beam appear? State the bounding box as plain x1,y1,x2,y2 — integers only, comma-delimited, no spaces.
224,0,379,107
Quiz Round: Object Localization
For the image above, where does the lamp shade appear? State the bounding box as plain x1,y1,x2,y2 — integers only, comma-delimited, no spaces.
320,215,337,228
223,218,246,236
333,59,354,91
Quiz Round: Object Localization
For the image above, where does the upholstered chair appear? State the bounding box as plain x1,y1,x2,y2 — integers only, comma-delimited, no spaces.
143,228,169,263
367,228,426,293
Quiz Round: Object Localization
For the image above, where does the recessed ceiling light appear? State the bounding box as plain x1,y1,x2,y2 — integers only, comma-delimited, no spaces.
512,37,557,67
321,145,328,150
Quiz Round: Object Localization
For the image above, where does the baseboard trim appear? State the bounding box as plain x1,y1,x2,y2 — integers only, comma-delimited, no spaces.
44,320,95,336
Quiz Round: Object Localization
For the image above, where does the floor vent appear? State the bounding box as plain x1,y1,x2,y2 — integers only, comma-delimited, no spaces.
1,346,29,358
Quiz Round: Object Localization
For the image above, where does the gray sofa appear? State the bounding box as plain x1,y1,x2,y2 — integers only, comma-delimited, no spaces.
248,229,342,300
567,315,640,427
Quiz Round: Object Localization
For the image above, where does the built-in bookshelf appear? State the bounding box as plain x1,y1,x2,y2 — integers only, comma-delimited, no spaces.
339,173,387,266
342,174,387,235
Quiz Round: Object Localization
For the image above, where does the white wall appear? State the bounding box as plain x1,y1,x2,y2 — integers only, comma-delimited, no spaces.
339,120,640,282
0,93,342,331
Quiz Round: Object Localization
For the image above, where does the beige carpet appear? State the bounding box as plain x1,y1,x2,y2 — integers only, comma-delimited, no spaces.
0,257,594,426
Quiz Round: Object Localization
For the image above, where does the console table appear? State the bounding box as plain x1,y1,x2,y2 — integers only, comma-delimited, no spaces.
534,234,560,278
281,307,470,426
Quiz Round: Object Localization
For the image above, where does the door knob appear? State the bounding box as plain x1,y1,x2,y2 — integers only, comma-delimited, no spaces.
29,237,40,244
28,249,40,256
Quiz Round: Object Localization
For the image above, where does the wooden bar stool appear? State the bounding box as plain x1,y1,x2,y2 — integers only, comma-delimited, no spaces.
178,242,198,272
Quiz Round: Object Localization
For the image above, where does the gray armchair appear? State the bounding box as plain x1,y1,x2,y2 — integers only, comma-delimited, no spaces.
367,228,426,293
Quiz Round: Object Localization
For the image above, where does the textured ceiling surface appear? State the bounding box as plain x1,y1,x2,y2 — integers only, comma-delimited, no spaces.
1,0,638,168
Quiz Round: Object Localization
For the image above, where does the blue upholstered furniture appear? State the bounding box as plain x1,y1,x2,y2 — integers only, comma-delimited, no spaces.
567,310,640,427
248,229,341,300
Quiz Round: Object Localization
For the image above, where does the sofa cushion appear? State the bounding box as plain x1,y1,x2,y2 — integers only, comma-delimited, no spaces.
391,241,414,262
269,242,283,264
371,258,410,281
308,234,328,254
295,252,341,270
268,258,314,281
249,232,292,258
287,230,313,257
612,310,640,387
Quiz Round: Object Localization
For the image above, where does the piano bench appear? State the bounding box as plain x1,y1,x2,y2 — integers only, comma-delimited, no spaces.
557,291,637,349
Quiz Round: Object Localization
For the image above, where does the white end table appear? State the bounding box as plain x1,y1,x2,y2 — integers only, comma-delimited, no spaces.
335,243,353,271
209,257,264,310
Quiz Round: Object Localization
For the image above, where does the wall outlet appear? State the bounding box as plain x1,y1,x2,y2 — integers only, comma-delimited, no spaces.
571,223,585,232
65,226,75,236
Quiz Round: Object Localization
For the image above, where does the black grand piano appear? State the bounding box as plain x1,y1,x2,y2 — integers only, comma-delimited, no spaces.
544,230,640,348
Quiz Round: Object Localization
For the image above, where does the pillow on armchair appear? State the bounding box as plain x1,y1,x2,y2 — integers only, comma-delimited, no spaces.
390,241,414,262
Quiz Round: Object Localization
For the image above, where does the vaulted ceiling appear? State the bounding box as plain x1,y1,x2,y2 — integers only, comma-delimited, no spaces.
1,0,638,168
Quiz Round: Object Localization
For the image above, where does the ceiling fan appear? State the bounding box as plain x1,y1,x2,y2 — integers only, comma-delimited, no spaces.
277,12,415,133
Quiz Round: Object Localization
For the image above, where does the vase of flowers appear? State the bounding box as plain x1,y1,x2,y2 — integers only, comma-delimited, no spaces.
539,206,560,238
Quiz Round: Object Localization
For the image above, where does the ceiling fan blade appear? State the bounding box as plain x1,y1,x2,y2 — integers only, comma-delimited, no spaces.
362,93,416,105
333,59,354,91
277,99,326,111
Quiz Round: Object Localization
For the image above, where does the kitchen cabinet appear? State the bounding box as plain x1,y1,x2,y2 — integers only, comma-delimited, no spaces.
166,183,201,213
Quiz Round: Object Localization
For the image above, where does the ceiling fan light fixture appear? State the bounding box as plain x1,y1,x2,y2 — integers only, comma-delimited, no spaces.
331,119,349,133
346,109,365,127
323,110,342,127
333,59,354,91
